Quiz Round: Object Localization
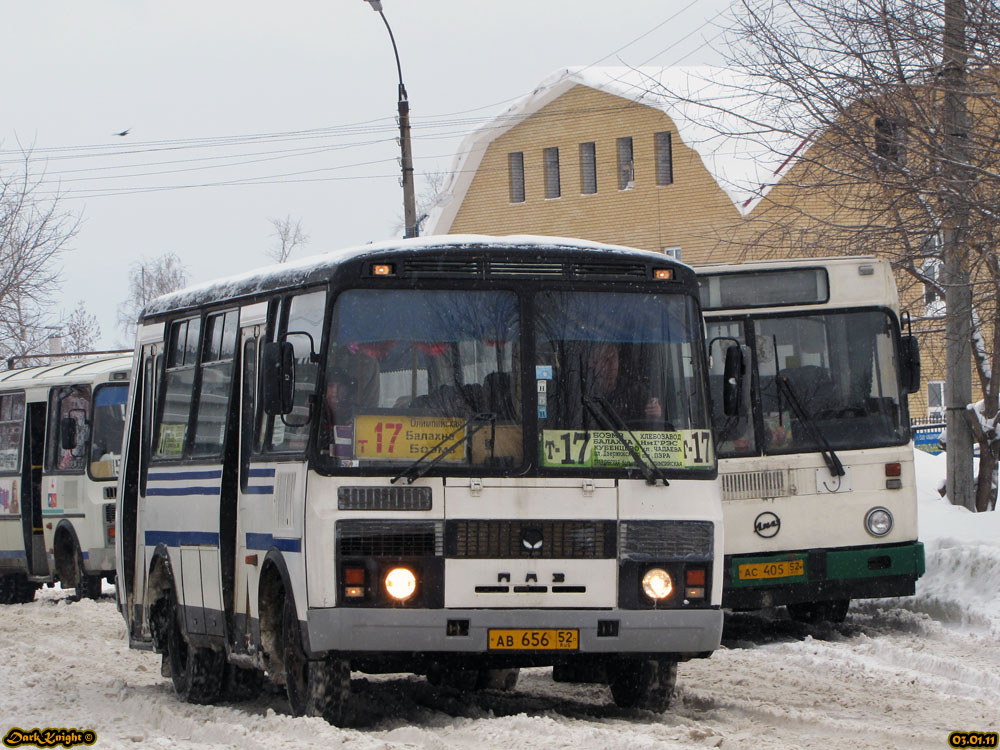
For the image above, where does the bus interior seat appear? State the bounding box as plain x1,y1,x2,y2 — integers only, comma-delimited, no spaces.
483,371,517,419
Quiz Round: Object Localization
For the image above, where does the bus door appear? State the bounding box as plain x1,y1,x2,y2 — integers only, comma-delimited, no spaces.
21,401,49,577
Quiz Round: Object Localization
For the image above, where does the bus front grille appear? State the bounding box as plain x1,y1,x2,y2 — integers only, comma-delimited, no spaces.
337,520,443,557
721,469,790,501
619,520,714,560
445,520,616,559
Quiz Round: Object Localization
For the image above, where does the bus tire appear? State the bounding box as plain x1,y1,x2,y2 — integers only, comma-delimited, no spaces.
281,595,350,725
221,663,264,702
77,574,103,600
167,600,225,704
0,573,39,604
787,598,850,624
608,658,676,711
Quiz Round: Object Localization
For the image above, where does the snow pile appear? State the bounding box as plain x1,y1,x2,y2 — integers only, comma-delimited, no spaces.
911,449,1000,637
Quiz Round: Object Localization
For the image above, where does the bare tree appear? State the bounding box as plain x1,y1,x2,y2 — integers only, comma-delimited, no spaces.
63,300,101,353
117,253,189,342
395,171,447,237
266,215,308,263
0,157,79,366
660,0,999,510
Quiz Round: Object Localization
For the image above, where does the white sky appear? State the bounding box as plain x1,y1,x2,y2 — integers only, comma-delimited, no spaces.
1,0,731,349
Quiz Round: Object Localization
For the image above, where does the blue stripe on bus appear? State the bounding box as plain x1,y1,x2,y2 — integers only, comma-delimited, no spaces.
147,470,223,481
145,530,220,547
0,550,26,559
146,486,221,497
246,533,301,553
244,486,274,495
248,468,276,478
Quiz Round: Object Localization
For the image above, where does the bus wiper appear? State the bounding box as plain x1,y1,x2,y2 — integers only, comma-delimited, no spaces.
390,412,497,485
775,376,845,477
582,396,668,486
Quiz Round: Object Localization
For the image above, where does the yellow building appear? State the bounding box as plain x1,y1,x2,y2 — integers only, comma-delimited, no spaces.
426,67,964,421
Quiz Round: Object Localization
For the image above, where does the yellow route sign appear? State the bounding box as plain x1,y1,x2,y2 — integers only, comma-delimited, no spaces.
354,415,466,462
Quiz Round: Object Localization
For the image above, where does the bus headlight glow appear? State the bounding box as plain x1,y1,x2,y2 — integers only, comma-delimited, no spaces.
641,568,674,600
384,567,417,600
865,507,893,537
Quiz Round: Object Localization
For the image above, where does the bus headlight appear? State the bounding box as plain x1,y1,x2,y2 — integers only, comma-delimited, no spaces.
865,507,893,537
384,567,417,601
641,568,674,601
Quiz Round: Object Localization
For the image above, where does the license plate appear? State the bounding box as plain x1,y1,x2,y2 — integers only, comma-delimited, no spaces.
738,558,806,581
488,628,579,651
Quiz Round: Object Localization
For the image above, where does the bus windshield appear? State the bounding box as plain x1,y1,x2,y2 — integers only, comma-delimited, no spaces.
536,290,714,473
708,309,909,457
90,384,128,480
319,288,521,469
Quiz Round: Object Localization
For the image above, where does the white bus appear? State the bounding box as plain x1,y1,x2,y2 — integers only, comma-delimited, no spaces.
698,256,924,623
0,354,131,603
116,236,738,721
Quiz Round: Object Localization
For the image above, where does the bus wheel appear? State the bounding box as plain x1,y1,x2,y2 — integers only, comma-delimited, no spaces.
476,668,520,691
77,574,103,600
787,598,850,624
167,599,224,704
221,663,264,702
0,574,39,604
607,659,676,711
281,595,350,725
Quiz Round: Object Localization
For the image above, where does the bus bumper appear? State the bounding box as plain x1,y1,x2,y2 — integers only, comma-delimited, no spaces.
304,607,722,658
723,541,924,610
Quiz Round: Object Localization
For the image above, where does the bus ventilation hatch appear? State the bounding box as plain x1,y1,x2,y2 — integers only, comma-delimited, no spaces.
720,470,790,501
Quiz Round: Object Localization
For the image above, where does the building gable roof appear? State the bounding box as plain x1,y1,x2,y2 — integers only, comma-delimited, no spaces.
425,66,812,233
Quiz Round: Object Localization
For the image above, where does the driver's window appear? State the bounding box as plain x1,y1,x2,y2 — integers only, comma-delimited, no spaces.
264,289,325,453
47,384,92,474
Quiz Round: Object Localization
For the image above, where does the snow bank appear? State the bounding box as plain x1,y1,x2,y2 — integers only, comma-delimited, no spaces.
911,449,1000,637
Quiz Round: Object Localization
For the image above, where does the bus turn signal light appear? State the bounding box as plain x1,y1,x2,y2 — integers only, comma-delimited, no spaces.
653,268,673,280
685,568,706,586
885,462,901,477
372,263,395,276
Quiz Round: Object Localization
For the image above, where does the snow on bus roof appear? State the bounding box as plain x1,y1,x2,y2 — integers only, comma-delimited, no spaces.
142,234,682,317
425,66,814,234
0,354,133,385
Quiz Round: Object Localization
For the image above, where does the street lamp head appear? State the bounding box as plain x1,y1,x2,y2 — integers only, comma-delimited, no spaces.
364,0,383,10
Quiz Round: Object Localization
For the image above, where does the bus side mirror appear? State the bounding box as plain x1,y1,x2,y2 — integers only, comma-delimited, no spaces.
722,345,746,417
900,335,921,394
60,416,78,450
261,341,296,415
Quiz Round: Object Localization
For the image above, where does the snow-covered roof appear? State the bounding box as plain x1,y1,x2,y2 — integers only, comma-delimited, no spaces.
0,354,133,385
144,234,690,317
425,66,815,233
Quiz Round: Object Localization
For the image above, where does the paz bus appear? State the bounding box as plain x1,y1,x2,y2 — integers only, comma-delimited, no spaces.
115,236,738,721
698,256,924,622
0,354,131,603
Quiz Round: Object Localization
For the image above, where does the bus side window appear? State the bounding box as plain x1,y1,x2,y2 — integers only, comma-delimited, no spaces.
48,385,92,473
240,337,257,491
153,317,201,460
264,290,325,454
0,392,25,474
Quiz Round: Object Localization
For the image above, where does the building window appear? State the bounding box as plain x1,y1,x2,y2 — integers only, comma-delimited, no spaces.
922,235,945,318
508,152,525,203
617,136,634,190
579,141,597,195
655,131,673,186
662,246,681,261
543,147,561,199
874,116,905,167
927,380,945,421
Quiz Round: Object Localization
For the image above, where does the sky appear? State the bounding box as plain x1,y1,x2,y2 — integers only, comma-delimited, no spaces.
1,0,732,350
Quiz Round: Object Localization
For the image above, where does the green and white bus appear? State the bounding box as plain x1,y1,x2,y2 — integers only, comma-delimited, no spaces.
116,236,738,722
698,256,924,622
0,355,131,602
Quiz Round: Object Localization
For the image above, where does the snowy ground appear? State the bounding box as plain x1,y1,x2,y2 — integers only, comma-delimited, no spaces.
1,450,997,749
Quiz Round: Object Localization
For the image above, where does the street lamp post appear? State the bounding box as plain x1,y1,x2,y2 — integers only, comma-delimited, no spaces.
364,0,418,238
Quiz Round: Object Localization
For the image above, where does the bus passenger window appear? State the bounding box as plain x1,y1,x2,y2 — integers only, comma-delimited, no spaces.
0,393,25,473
